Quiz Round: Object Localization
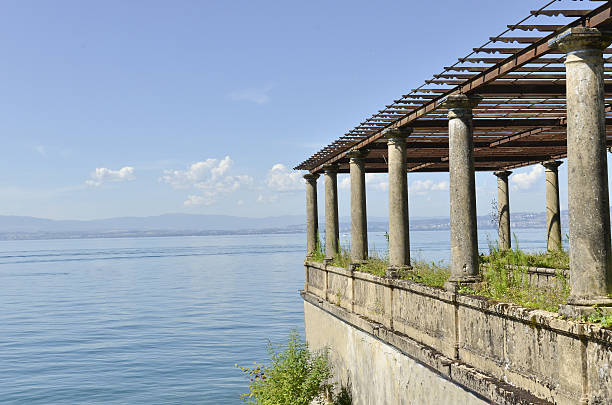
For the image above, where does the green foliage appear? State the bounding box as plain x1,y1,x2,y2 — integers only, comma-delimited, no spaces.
474,243,570,312
400,260,450,288
358,255,387,276
480,240,569,270
358,254,450,289
586,309,612,329
237,331,333,405
310,233,326,263
330,245,351,268
333,387,352,405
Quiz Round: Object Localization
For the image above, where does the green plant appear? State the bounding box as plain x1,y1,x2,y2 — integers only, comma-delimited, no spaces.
310,233,326,263
330,245,351,268
237,330,333,405
480,242,569,270
586,308,612,328
475,244,570,311
403,259,450,288
359,255,387,277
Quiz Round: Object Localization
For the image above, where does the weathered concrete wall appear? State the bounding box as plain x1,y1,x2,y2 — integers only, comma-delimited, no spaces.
305,301,487,405
303,262,612,405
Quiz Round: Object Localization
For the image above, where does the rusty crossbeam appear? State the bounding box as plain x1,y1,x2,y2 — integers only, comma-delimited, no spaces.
295,1,612,173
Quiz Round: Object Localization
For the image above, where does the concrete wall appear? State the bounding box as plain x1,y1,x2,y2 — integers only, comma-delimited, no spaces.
303,261,611,405
305,301,487,405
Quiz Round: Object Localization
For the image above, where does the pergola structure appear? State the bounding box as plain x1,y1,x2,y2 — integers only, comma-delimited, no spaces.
297,1,612,316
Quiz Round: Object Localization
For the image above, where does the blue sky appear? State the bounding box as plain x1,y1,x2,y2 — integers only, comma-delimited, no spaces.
0,0,604,220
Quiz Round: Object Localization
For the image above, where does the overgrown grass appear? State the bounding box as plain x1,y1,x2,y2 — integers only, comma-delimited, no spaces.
307,235,351,268
311,239,612,327
329,246,351,268
480,241,569,270
403,260,450,288
358,254,450,289
462,243,571,312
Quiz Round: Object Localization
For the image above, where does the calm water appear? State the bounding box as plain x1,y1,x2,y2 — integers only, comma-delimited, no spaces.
0,229,559,404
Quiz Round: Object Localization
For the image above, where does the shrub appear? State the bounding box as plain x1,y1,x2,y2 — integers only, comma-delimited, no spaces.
237,331,332,405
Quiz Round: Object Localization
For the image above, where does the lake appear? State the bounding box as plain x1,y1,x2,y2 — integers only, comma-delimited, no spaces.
0,228,560,404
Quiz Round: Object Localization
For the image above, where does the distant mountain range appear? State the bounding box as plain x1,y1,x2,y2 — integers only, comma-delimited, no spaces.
0,210,572,241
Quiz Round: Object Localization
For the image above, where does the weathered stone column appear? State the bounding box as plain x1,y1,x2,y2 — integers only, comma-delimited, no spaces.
384,127,411,272
542,161,563,252
444,95,481,290
494,170,512,251
550,27,612,314
349,149,368,264
304,173,320,258
324,164,340,261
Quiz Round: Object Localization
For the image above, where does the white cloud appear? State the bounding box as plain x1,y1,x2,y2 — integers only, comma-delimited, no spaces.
366,173,388,191
340,174,388,191
257,194,279,204
86,166,135,187
160,156,252,206
265,164,304,191
228,84,273,104
409,179,448,195
511,166,543,191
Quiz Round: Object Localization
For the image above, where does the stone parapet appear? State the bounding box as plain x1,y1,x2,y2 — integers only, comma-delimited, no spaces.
303,262,611,404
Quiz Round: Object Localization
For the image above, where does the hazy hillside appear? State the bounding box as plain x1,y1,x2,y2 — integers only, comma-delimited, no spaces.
0,210,575,241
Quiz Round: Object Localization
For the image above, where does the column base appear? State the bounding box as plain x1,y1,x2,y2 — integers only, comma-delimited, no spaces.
444,276,482,293
558,297,612,318
385,265,413,278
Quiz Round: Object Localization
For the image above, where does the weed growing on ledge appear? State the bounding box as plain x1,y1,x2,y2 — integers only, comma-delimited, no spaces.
403,260,450,288
358,254,450,289
310,234,326,263
474,263,569,312
330,245,351,268
586,309,612,329
480,239,569,270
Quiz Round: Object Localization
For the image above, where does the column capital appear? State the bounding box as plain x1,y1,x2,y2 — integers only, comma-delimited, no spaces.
548,27,612,54
542,160,563,171
323,163,339,174
494,170,512,179
382,127,413,142
347,148,368,162
303,173,319,182
442,94,482,119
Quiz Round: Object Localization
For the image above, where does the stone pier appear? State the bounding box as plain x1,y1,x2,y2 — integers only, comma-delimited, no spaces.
542,160,563,252
384,128,411,272
444,95,481,289
324,164,340,261
494,170,512,250
349,150,368,264
551,27,612,314
304,173,319,258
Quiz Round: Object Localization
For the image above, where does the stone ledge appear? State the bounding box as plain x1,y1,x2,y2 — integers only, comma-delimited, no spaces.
302,290,552,405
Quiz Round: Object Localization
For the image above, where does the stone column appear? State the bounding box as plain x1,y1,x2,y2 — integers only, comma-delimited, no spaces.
542,161,563,252
550,27,612,314
349,149,368,264
304,173,320,258
384,127,411,272
324,164,340,261
444,95,481,290
494,170,512,250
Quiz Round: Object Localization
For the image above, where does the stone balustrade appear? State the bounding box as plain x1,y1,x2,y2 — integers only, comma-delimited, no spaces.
303,261,611,405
